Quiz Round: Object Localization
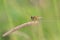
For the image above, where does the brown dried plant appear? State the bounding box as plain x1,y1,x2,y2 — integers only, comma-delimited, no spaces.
2,16,41,37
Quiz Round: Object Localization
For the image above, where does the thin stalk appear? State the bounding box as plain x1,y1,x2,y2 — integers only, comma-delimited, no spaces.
2,21,39,37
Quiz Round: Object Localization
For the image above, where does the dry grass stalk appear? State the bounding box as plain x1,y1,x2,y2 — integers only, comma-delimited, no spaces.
2,21,39,37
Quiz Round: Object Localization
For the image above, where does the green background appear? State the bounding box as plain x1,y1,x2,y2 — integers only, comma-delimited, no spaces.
0,0,60,40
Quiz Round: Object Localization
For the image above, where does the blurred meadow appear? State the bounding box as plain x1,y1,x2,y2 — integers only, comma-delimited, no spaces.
0,0,60,40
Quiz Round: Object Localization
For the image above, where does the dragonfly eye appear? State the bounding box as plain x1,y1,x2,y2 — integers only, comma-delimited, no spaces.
31,16,34,20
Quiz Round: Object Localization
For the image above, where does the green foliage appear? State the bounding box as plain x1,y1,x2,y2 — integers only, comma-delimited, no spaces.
0,0,60,40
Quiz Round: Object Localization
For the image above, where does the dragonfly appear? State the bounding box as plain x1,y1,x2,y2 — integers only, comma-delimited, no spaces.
2,16,41,37
31,16,40,21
